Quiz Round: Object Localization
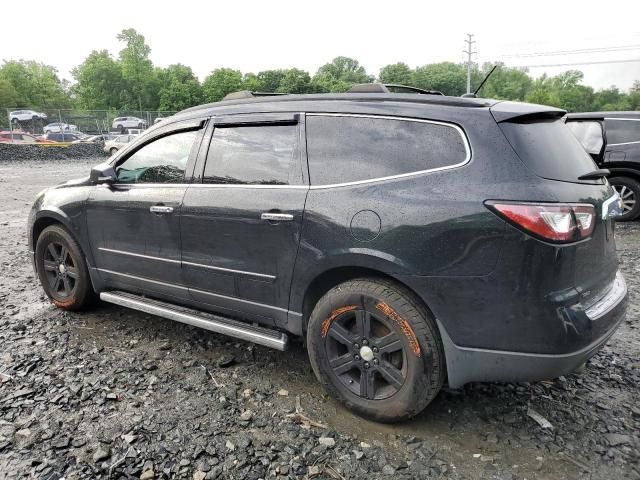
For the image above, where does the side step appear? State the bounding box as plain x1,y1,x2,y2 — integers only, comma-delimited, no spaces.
100,290,289,351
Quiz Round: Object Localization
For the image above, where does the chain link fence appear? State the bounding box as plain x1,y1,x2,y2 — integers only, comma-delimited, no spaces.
1,108,177,135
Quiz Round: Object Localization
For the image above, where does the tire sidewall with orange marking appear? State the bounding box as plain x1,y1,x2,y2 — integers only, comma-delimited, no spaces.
307,278,445,423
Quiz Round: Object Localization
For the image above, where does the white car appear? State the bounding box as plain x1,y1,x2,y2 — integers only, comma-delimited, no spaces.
43,122,78,133
9,110,47,124
112,117,147,132
104,134,138,155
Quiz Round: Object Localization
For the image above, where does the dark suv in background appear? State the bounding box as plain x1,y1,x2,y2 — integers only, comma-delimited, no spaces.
28,87,628,422
566,111,640,221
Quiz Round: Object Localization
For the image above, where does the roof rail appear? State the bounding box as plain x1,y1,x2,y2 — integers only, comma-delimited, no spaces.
222,90,289,101
348,83,444,96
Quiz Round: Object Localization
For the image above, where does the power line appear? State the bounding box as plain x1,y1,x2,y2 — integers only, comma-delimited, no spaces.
513,58,640,68
499,44,640,58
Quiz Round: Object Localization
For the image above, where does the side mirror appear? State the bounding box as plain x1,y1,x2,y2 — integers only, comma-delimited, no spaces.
89,163,117,185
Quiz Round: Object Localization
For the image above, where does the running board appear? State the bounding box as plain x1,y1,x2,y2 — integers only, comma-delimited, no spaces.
100,290,289,351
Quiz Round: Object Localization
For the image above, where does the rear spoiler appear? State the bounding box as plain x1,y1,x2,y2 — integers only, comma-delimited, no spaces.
490,101,566,123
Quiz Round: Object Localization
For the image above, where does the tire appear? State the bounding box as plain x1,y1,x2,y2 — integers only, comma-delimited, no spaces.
110,147,118,155
137,122,143,129
35,225,96,311
610,177,640,221
116,124,124,133
11,118,18,125
307,278,445,422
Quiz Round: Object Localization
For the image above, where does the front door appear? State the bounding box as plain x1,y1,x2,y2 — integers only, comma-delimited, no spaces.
86,120,206,300
181,113,308,327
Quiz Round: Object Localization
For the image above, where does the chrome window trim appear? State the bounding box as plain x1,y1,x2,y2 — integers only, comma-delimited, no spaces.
306,113,472,189
604,117,640,122
607,140,640,146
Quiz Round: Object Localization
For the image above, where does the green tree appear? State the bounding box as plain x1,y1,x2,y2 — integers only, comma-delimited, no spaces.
412,62,467,96
117,28,155,110
379,62,413,85
72,50,124,110
477,63,532,101
593,86,631,111
0,60,71,108
202,68,243,102
157,64,202,111
256,70,287,92
312,56,372,92
277,68,312,93
241,73,262,92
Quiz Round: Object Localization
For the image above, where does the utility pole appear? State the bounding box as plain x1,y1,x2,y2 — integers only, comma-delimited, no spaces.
463,33,476,94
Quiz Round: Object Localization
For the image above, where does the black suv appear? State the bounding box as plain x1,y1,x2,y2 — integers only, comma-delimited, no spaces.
566,111,640,221
28,88,628,422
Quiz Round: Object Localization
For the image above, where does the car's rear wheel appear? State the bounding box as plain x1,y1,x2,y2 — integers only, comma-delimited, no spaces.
110,147,118,155
11,118,18,125
117,124,124,133
307,278,445,422
138,122,143,129
35,225,96,311
610,177,640,221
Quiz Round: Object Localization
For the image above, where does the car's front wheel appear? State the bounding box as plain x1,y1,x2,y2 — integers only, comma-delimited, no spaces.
610,176,640,221
307,278,445,422
35,225,96,310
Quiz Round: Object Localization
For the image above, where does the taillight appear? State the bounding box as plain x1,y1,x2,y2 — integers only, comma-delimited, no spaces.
486,202,596,243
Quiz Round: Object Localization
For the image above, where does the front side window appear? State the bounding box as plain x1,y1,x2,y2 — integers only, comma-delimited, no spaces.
605,119,640,145
306,115,468,185
115,130,197,184
566,121,604,155
203,124,298,185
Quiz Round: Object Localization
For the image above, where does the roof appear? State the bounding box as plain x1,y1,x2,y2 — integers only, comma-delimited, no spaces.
566,111,640,120
180,92,496,117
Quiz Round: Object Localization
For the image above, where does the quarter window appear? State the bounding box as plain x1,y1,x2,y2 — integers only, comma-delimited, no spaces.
203,124,298,185
605,119,640,145
115,130,197,184
306,115,468,185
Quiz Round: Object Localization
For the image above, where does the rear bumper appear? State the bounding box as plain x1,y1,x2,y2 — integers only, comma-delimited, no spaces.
441,271,628,388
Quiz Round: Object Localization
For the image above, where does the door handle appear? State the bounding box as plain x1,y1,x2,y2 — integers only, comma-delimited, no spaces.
261,212,294,222
150,205,174,214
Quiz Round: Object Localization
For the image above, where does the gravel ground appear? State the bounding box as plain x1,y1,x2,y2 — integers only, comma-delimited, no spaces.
0,160,638,480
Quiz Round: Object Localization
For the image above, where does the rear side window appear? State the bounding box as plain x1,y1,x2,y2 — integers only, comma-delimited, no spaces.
565,121,603,155
500,119,598,183
203,125,298,185
605,119,640,145
306,115,468,185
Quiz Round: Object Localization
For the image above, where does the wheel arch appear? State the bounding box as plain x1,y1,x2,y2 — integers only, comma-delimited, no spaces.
299,266,436,335
605,165,640,182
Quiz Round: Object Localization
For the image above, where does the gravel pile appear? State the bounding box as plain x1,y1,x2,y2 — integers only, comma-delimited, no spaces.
0,160,638,479
0,143,108,163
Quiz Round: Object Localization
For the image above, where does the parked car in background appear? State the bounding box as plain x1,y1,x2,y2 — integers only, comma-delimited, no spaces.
9,110,47,124
103,134,138,155
28,87,627,422
0,131,43,144
126,128,144,135
112,117,147,132
566,111,640,221
73,134,107,144
43,132,83,143
43,123,78,133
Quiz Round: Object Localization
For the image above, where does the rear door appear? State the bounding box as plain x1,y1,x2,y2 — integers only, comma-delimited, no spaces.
181,113,308,327
86,118,206,300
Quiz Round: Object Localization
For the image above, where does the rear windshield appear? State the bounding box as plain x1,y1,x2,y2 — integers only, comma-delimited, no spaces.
500,118,598,183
